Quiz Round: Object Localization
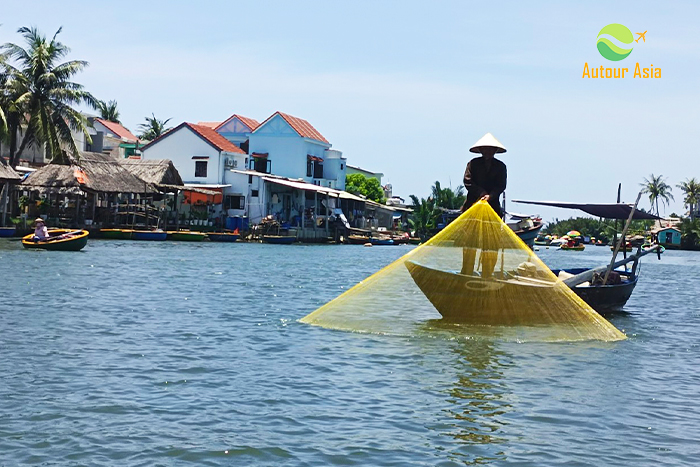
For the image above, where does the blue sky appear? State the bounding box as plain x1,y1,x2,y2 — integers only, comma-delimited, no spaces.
3,1,699,220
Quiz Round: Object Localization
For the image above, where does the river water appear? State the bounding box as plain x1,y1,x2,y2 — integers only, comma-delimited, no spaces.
1,240,699,466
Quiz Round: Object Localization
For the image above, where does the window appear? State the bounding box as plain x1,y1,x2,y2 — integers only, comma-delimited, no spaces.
195,160,208,177
225,195,245,210
313,162,323,179
340,163,344,170
251,190,259,197
249,158,271,174
248,175,253,184
307,159,313,177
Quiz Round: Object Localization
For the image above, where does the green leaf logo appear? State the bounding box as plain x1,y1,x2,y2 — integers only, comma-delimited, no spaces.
597,24,634,61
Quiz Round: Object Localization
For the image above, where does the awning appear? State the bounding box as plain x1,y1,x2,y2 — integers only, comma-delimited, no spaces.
191,156,210,160
251,153,268,158
262,177,367,202
184,183,230,189
512,200,661,220
307,155,323,162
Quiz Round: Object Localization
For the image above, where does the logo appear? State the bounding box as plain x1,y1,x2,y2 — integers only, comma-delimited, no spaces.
596,23,634,61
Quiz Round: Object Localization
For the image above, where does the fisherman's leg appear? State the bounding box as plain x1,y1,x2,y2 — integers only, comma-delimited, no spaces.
461,248,477,275
481,250,498,278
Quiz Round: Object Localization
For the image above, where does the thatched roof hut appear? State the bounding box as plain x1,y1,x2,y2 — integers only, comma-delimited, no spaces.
0,161,21,183
119,159,183,188
21,152,153,195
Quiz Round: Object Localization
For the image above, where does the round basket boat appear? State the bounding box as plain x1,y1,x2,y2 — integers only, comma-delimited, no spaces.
22,229,89,251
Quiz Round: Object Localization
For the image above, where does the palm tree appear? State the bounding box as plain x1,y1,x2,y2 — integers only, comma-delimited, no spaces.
677,177,700,220
96,99,120,123
1,26,97,166
408,194,436,240
138,114,172,141
430,181,466,210
640,174,674,216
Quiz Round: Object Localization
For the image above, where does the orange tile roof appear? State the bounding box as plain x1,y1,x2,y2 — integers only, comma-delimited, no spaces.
95,118,139,143
256,111,329,144
139,122,245,154
196,121,221,129
214,114,260,132
186,123,245,153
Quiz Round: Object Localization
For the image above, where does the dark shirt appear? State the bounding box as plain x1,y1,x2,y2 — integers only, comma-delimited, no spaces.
461,156,507,216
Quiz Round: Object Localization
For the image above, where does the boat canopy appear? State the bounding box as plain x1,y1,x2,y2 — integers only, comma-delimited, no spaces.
512,200,661,220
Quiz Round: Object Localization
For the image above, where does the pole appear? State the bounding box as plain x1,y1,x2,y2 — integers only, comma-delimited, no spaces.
0,182,8,226
603,191,642,285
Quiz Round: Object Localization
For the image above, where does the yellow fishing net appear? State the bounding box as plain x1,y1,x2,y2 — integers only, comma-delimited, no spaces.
301,200,625,342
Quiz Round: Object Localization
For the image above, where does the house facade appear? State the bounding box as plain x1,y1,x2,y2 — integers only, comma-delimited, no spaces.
656,227,682,248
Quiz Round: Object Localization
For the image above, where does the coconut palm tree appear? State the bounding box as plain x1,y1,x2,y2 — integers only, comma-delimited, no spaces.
96,99,120,123
640,174,674,216
138,114,172,142
409,194,436,240
1,26,97,166
430,181,466,210
677,177,700,220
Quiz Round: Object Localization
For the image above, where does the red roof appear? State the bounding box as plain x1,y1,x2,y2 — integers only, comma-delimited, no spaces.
187,123,245,153
95,118,139,143
139,122,245,154
196,121,221,129
256,111,329,144
214,114,260,132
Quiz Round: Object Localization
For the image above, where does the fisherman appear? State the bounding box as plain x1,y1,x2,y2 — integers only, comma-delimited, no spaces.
460,133,507,277
33,218,49,241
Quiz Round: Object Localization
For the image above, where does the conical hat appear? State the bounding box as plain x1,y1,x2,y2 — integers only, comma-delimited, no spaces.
470,132,507,154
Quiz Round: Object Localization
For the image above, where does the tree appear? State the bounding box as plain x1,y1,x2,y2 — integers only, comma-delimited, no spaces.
345,173,386,203
431,181,465,210
97,99,120,123
408,194,436,240
1,26,96,166
138,114,172,141
679,218,700,249
677,177,700,220
640,174,674,216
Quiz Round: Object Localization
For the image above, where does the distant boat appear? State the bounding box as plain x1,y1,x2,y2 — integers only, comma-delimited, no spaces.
0,226,16,237
100,228,133,239
370,237,394,246
22,229,89,251
167,231,207,242
560,244,585,251
262,235,296,244
346,235,370,245
208,232,240,242
131,230,167,241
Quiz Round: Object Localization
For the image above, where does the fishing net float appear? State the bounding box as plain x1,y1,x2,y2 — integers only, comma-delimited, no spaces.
301,200,626,342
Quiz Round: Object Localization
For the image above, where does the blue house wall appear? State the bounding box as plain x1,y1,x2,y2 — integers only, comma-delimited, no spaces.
658,228,681,246
216,117,254,146
248,114,331,182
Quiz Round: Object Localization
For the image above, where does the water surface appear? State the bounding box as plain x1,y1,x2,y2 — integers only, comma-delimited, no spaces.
1,240,699,465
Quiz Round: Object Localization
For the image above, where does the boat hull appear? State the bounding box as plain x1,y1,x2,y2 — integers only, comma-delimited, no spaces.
0,227,16,237
262,235,296,244
22,229,89,251
552,268,638,311
370,238,394,246
561,245,585,251
405,261,569,325
346,235,369,244
100,229,133,239
167,231,207,242
208,233,240,242
132,230,167,241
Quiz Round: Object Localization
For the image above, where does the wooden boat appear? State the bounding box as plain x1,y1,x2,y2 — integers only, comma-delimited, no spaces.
346,235,369,245
408,237,422,245
642,242,664,254
611,245,633,252
131,230,167,241
391,235,409,245
560,244,585,251
0,226,16,237
552,267,637,311
22,229,89,251
370,237,394,246
508,219,543,249
405,260,565,325
207,232,240,242
100,228,133,239
167,231,207,242
262,235,296,244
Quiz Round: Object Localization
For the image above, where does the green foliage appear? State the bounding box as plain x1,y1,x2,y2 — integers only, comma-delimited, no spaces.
345,173,386,203
97,99,120,123
408,181,466,239
640,174,674,216
679,218,700,249
138,114,172,142
543,217,654,241
677,177,700,220
1,26,97,166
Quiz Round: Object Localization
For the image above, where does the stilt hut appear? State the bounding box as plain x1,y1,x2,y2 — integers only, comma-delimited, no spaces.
0,161,21,228
20,152,153,229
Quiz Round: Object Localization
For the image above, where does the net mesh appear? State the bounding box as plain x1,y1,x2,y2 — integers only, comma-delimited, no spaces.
301,200,626,342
